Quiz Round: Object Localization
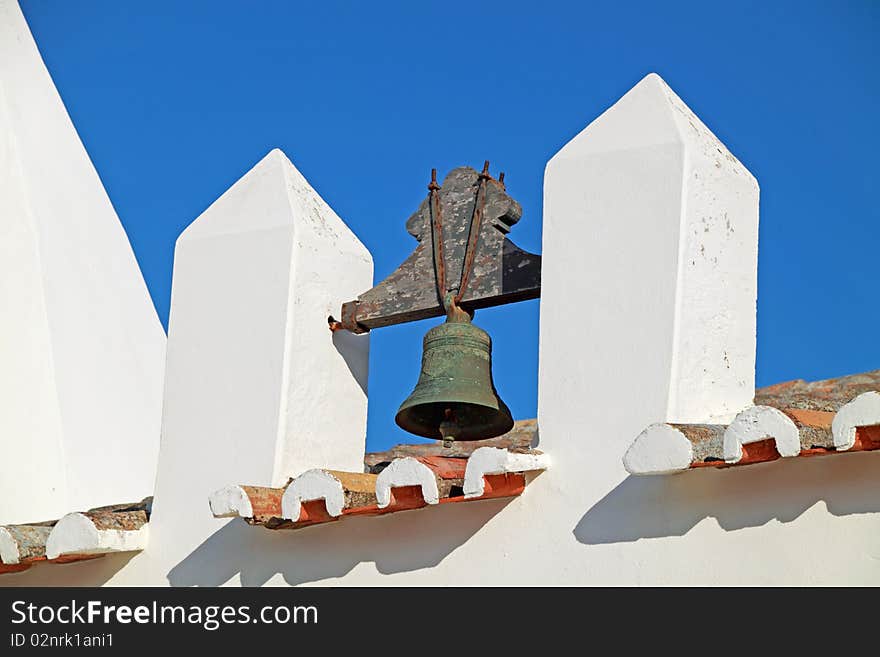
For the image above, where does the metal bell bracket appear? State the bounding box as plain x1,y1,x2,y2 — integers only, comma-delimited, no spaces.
329,161,541,334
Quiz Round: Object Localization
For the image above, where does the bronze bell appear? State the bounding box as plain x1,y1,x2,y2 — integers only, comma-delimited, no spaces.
395,305,513,443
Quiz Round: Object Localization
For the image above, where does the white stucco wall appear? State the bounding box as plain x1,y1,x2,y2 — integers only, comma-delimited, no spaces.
5,68,879,587
0,0,166,525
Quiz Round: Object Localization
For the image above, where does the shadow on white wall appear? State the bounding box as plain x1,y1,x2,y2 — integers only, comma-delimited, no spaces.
331,330,369,398
0,553,138,588
574,451,880,544
168,496,516,586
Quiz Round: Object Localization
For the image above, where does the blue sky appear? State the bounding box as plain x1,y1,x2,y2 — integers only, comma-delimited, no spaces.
19,1,878,451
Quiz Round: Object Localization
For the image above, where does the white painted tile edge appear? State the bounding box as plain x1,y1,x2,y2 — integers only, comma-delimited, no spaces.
281,469,345,521
832,391,880,451
0,527,20,564
723,406,800,463
45,513,149,560
463,447,551,498
208,485,254,519
623,423,694,475
375,458,438,508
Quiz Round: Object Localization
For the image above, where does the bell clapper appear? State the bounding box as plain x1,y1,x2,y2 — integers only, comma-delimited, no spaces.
438,408,459,449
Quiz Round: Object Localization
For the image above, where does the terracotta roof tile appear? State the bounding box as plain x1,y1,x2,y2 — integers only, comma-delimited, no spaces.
210,448,549,531
625,370,880,474
754,369,880,412
363,419,537,472
0,498,151,575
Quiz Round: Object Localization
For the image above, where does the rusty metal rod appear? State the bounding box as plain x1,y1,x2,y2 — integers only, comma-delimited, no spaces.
455,161,491,305
428,168,449,309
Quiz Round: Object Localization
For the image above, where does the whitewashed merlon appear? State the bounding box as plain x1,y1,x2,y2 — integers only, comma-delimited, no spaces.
0,0,166,524
375,458,439,509
143,149,372,575
723,406,800,463
832,391,880,451
281,470,346,520
623,424,695,475
45,513,149,560
539,72,759,471
463,448,550,498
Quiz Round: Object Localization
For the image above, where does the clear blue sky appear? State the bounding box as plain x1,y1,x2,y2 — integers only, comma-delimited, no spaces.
19,1,878,452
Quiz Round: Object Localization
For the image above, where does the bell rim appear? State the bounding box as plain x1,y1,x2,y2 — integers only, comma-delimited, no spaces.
394,400,514,441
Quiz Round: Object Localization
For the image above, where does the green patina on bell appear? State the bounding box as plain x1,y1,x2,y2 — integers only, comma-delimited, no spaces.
395,304,514,443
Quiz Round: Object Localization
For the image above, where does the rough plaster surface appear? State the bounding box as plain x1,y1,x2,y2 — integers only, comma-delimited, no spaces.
832,392,880,451
45,513,148,560
375,458,439,508
723,406,801,463
282,470,346,520
10,73,880,588
623,424,694,475
0,0,166,524
463,447,550,498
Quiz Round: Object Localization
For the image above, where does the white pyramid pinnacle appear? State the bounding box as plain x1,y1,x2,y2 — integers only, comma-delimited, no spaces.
541,73,758,431
0,1,166,524
147,148,371,561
